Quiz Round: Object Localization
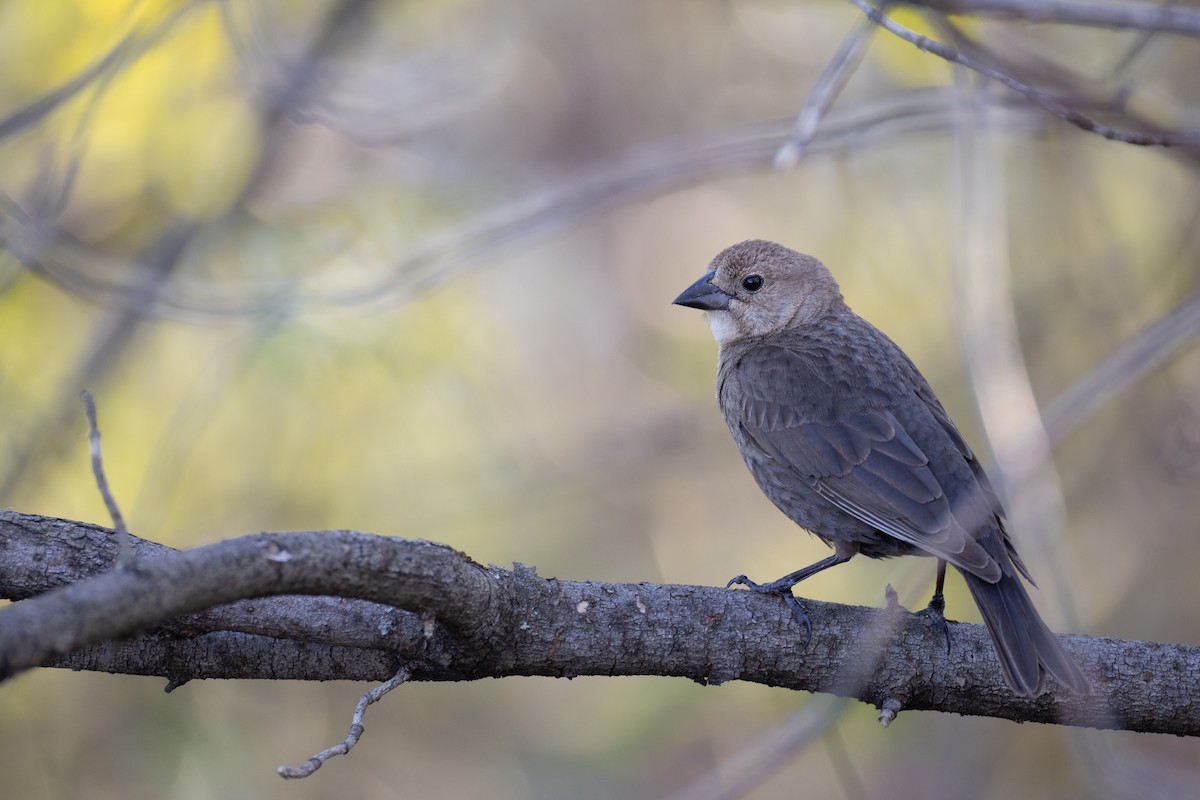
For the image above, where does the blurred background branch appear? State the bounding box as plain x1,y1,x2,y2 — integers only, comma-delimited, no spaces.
908,0,1200,36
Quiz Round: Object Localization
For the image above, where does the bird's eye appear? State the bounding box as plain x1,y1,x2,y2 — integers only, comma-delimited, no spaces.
742,274,764,292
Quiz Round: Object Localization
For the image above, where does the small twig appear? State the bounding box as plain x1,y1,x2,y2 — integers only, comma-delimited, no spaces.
848,0,1200,147
1041,288,1200,448
878,697,904,727
775,10,880,168
80,390,132,567
906,0,1200,38
277,666,412,779
665,695,851,800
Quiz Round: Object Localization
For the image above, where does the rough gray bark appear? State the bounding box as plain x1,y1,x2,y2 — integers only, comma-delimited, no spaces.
1,509,1197,735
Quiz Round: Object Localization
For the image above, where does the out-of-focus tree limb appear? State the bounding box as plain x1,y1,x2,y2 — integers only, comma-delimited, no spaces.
852,0,1200,146
0,89,1048,319
1042,289,1200,448
1,510,1198,736
907,0,1200,37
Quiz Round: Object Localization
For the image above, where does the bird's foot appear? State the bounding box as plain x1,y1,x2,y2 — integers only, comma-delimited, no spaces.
726,575,813,644
918,592,951,653
781,593,813,645
725,574,762,591
726,574,797,593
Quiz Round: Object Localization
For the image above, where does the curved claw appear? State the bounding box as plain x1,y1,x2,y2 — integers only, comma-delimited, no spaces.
727,574,812,645
782,593,813,645
726,574,759,590
920,593,951,654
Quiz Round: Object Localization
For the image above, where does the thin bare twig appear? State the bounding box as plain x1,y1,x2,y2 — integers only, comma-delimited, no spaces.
849,0,1200,147
1042,288,1200,448
278,666,412,779
907,0,1200,38
665,696,851,800
932,15,1200,168
775,11,881,168
80,391,132,567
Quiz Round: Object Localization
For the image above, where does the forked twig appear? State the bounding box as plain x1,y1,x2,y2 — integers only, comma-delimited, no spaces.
277,666,412,779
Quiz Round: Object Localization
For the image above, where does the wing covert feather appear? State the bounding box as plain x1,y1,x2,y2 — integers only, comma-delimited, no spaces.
732,345,1001,580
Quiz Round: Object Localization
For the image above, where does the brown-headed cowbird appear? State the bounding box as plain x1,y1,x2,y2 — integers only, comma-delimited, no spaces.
673,239,1090,697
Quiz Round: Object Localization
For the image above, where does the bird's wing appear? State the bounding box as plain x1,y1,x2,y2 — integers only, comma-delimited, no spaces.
915,382,1034,583
734,345,1002,581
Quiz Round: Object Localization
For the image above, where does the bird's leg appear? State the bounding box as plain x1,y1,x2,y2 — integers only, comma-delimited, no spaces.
726,542,859,643
727,548,856,594
920,558,951,653
928,558,947,613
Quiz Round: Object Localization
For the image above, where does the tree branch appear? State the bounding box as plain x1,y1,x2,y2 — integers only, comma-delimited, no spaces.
852,0,1200,147
1,510,1197,734
907,0,1200,37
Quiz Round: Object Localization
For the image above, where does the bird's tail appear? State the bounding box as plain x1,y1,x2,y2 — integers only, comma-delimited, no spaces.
960,569,1092,697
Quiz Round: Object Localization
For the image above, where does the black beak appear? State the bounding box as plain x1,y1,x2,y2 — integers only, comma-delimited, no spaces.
672,271,731,311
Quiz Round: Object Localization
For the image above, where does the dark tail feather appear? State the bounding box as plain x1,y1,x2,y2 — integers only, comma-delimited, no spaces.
960,569,1092,697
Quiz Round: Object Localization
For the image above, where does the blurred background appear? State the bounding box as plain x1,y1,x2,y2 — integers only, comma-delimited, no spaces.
2,0,1199,798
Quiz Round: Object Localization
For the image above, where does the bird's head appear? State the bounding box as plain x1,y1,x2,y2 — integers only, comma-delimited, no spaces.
672,240,844,346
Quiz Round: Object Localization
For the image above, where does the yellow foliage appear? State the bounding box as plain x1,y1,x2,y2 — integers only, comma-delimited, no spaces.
0,0,258,225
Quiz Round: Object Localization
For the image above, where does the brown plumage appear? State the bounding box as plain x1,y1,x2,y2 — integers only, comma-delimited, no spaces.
673,239,1089,697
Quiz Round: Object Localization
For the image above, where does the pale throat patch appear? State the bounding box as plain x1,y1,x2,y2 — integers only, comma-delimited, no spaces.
705,310,741,345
